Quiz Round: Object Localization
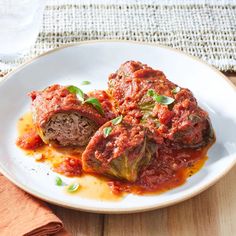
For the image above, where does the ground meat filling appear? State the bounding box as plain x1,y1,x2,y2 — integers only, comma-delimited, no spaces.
43,112,97,147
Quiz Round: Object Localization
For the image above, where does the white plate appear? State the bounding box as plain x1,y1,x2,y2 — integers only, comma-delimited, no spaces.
0,41,236,213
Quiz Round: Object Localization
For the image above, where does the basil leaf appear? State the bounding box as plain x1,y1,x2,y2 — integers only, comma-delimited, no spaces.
147,89,155,97
67,85,84,102
84,97,104,115
103,127,112,138
111,115,123,125
55,176,63,186
81,81,91,85
67,183,80,193
147,89,175,105
172,86,181,94
154,95,175,105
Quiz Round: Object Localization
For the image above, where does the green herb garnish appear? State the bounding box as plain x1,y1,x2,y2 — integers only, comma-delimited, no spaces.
67,85,84,102
147,89,155,97
81,81,91,86
147,89,175,105
103,127,112,138
67,183,80,193
154,95,175,105
111,115,123,125
67,86,104,115
55,176,63,186
172,86,181,94
84,97,104,115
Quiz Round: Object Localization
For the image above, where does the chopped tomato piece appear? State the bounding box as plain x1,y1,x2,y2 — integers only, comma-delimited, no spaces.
54,157,82,177
16,130,43,150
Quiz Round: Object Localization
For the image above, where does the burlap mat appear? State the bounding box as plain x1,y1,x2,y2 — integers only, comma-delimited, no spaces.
0,0,235,76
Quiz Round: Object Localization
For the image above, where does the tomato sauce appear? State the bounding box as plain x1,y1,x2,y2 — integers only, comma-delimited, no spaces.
108,146,209,195
108,61,214,149
16,112,214,198
16,129,43,150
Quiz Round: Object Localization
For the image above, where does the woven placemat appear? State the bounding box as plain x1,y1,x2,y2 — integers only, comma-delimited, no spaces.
0,0,235,76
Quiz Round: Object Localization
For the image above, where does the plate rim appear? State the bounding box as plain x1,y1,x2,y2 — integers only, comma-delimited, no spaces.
0,39,236,214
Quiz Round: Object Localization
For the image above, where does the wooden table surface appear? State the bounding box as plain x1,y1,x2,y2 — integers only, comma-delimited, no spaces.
49,74,236,236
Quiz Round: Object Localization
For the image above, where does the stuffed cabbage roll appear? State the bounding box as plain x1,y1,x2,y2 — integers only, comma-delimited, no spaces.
82,119,157,182
29,84,107,147
108,61,214,148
